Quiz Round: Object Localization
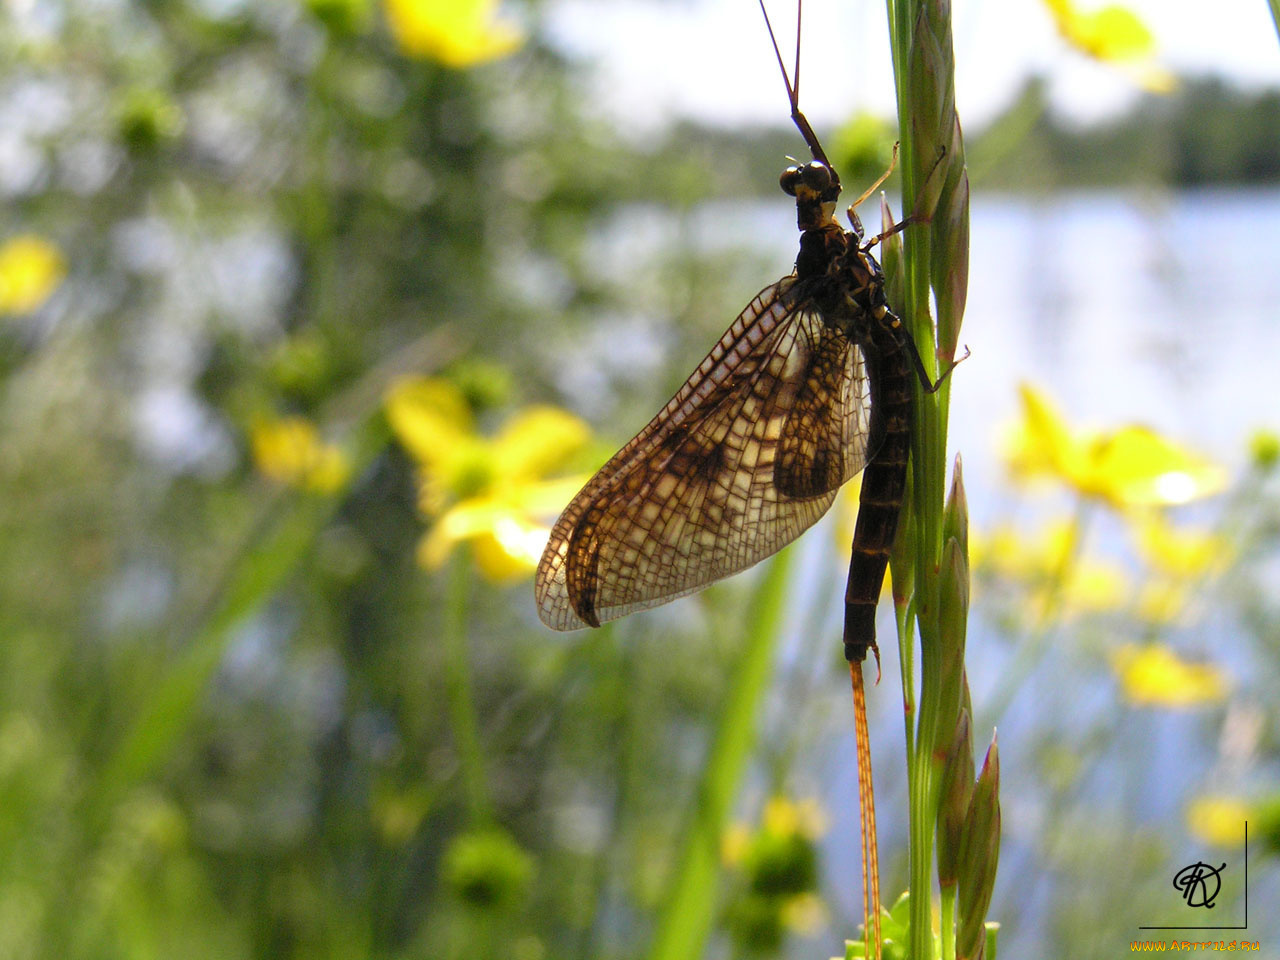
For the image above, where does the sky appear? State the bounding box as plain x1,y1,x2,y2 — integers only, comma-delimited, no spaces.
546,0,1279,134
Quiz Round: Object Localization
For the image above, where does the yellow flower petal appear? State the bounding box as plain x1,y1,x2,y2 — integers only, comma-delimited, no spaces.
761,796,828,840
490,406,590,486
383,0,522,67
251,416,351,493
1112,644,1229,708
1186,796,1250,849
1044,0,1155,62
417,499,547,581
504,473,592,521
763,797,800,837
385,377,473,473
1001,384,1081,488
1078,426,1227,507
0,235,66,314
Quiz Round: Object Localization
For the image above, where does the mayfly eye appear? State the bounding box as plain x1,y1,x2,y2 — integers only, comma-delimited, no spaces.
779,166,803,196
801,161,832,192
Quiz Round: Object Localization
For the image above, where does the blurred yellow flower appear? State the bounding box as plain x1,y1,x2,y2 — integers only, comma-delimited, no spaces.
1044,0,1153,61
973,521,1128,617
0,235,65,314
383,0,522,67
1134,578,1193,625
779,890,827,935
385,376,590,581
723,795,824,912
251,415,351,493
1042,0,1175,91
1112,643,1229,708
762,796,828,841
1186,795,1250,848
1002,385,1227,509
1132,511,1230,580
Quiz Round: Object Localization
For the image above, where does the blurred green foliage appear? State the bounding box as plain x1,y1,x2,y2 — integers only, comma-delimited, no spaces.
971,76,1280,190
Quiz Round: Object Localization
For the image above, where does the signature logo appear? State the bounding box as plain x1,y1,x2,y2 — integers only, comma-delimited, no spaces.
1172,861,1226,908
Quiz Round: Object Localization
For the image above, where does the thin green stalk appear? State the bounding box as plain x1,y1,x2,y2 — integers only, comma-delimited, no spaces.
939,885,957,960
443,544,493,824
1269,0,1280,44
897,597,916,768
884,0,971,955
644,548,795,960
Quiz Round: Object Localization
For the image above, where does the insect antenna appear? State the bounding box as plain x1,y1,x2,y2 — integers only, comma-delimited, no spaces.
757,0,837,184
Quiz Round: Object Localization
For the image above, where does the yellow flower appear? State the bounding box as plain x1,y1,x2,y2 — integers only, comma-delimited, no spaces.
383,0,522,67
780,891,827,935
1132,511,1230,580
1041,0,1174,91
1186,796,1250,849
1002,385,1227,508
385,376,590,581
725,796,824,902
973,520,1128,617
250,415,351,493
0,235,66,314
1112,643,1229,708
1134,578,1193,625
762,796,828,841
1043,0,1152,60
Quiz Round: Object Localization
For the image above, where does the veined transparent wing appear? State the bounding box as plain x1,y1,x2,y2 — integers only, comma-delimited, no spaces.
535,279,873,630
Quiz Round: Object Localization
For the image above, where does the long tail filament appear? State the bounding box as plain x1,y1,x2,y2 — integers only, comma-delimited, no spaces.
850,660,882,960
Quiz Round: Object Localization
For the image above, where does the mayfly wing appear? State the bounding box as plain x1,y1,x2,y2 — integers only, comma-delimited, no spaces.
536,279,872,631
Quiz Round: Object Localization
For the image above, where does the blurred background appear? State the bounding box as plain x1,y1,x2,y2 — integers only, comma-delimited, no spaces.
1,0,1277,957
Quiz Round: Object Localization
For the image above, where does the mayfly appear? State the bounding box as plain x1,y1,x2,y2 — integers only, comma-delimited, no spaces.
535,24,954,660
535,2,958,954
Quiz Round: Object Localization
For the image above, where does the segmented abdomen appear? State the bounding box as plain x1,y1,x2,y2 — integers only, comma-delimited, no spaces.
842,313,913,663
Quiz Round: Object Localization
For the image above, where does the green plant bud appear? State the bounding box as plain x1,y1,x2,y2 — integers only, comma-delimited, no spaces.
116,88,185,152
448,358,513,413
1250,429,1280,472
935,535,969,738
441,828,534,912
931,141,969,354
744,829,819,897
942,455,969,565
907,9,947,217
1254,792,1280,856
724,891,784,954
304,0,372,35
936,708,973,889
879,197,906,312
957,736,1001,960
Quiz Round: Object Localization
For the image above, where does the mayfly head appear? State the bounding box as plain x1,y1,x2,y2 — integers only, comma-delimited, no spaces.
758,0,842,230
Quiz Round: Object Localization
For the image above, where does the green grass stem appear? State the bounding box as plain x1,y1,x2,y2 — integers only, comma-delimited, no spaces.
443,544,494,825
643,547,795,960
